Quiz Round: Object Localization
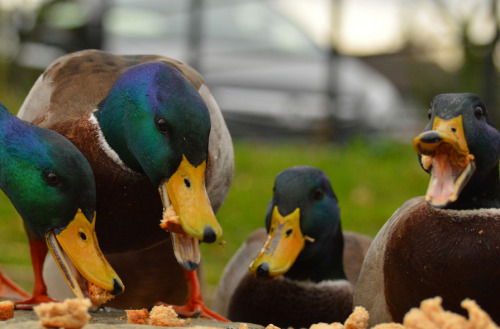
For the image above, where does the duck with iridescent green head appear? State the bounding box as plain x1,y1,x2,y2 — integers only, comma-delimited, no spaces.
0,102,123,308
15,50,234,319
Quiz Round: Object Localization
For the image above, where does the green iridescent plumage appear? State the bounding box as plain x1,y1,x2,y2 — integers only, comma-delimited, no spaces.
94,62,211,185
0,103,95,236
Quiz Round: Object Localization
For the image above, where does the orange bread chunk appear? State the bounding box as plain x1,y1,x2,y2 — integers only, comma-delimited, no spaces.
0,300,14,321
126,308,149,325
34,298,91,329
89,282,114,306
160,206,184,233
126,305,185,327
345,306,369,329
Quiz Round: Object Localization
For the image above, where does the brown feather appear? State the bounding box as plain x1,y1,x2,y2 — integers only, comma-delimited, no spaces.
383,200,500,323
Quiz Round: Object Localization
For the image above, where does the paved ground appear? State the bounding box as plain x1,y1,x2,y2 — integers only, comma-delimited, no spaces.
0,308,264,329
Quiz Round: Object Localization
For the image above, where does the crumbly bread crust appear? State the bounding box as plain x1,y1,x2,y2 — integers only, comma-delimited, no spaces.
126,308,149,325
160,206,184,233
0,300,14,321
33,298,91,329
126,305,185,327
149,305,186,327
88,283,114,306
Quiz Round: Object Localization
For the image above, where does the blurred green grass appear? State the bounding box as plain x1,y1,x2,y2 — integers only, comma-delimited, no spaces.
0,136,429,302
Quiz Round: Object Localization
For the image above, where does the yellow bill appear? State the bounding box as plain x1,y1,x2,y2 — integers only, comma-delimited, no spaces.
413,115,475,207
46,209,124,301
159,155,222,270
249,206,305,279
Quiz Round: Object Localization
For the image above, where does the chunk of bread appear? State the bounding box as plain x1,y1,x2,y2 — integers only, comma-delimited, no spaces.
159,206,184,233
149,305,186,327
126,305,185,327
34,298,91,329
88,283,114,306
0,300,14,321
126,308,149,325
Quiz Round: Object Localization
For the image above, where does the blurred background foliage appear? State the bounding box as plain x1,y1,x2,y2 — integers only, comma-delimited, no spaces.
0,0,498,303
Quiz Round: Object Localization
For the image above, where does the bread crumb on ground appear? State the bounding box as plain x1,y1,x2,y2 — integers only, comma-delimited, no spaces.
345,306,369,329
402,297,499,329
0,300,14,321
126,305,185,327
310,323,344,329
149,305,186,327
126,308,149,325
461,298,498,329
371,324,406,329
239,323,249,329
265,324,281,329
33,298,91,329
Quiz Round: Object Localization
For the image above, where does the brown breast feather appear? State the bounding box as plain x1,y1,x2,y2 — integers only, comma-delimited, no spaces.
384,202,500,323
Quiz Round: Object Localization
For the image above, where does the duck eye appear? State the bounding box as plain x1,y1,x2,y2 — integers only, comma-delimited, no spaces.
156,118,168,134
79,232,87,241
427,108,432,119
312,188,324,201
474,107,484,120
44,171,60,186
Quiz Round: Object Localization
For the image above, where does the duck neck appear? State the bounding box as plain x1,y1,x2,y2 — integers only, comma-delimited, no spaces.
92,105,143,173
285,225,346,283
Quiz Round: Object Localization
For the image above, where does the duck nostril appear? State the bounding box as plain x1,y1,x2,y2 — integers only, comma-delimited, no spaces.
203,226,217,243
111,278,124,296
451,127,457,133
256,263,270,278
420,131,442,144
184,178,191,188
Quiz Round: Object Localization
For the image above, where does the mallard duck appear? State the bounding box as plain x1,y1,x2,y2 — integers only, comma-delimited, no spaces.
354,93,500,326
0,102,123,308
212,166,372,328
17,50,234,319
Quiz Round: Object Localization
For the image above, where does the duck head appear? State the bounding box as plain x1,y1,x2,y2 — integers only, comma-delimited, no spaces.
0,103,123,300
413,93,500,209
249,166,345,282
93,62,222,268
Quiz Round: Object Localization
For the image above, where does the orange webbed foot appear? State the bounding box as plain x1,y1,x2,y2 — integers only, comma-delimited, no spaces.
155,301,229,322
0,268,30,301
14,294,58,310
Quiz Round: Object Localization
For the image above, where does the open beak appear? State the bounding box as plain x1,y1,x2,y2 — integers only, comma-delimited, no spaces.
413,115,476,208
46,209,124,305
159,155,222,270
249,207,306,279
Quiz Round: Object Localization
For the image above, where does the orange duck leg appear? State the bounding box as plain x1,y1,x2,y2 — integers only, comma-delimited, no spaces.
14,239,57,309
157,269,229,322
